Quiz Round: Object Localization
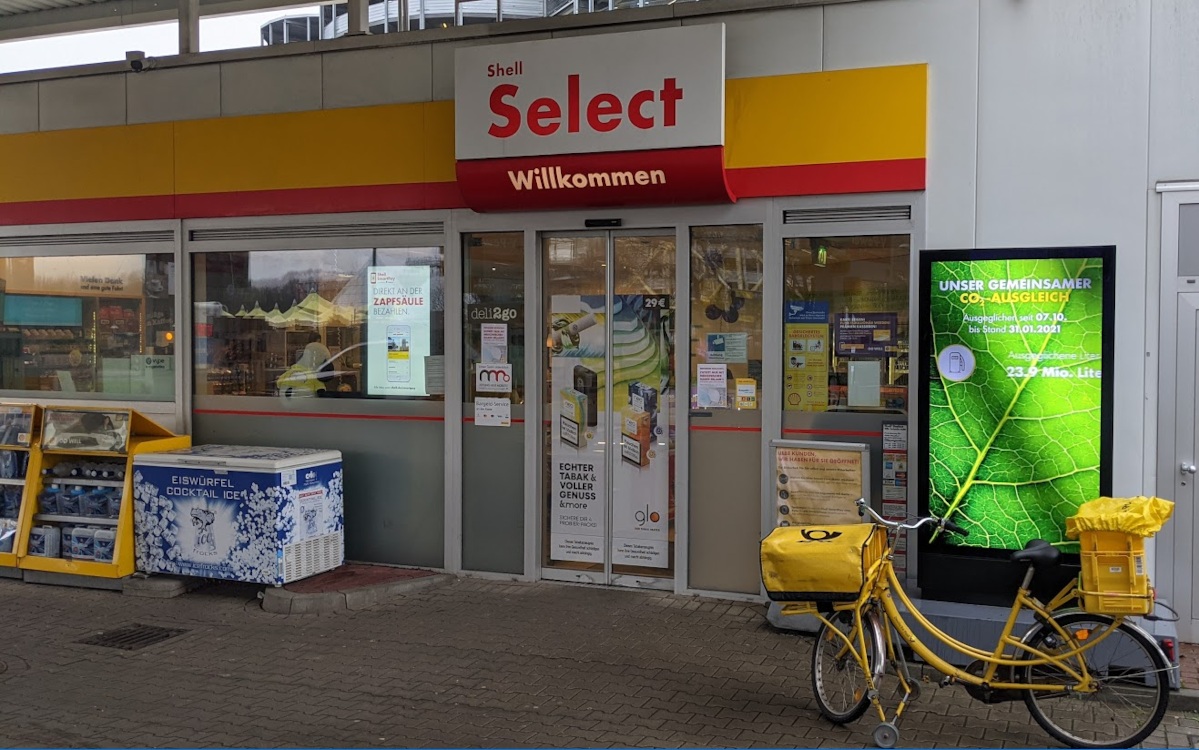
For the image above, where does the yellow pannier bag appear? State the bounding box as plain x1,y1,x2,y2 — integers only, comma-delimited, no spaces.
1065,496,1174,539
760,524,885,602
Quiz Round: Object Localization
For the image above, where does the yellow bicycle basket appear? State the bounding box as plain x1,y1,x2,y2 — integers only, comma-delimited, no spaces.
760,524,885,602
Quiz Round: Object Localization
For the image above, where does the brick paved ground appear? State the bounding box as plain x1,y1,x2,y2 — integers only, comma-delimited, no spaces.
0,576,1195,749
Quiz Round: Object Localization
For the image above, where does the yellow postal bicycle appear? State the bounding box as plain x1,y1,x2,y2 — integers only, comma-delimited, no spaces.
762,498,1176,749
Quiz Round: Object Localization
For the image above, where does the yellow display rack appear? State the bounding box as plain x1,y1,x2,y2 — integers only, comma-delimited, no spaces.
17,407,190,580
0,404,42,572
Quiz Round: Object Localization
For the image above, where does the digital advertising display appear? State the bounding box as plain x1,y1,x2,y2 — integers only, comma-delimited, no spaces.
366,266,432,397
918,247,1114,602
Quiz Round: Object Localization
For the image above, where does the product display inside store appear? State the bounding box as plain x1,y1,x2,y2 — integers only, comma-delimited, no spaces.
0,253,177,397
782,235,910,413
0,255,175,399
193,247,445,399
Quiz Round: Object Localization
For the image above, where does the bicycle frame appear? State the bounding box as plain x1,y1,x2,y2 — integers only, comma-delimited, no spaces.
811,530,1125,724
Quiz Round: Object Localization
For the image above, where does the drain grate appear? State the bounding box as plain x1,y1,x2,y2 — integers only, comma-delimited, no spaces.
76,623,187,651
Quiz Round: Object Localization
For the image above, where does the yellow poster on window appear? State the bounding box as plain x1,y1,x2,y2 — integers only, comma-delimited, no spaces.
784,323,829,411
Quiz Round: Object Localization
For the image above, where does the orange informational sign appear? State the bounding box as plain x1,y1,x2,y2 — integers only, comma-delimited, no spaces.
772,440,868,527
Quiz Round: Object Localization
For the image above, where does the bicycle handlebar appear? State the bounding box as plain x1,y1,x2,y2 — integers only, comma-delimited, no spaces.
855,498,968,536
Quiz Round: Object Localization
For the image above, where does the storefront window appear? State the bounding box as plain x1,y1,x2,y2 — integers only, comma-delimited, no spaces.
0,254,176,400
193,247,445,400
782,235,910,413
463,233,524,404
690,226,765,406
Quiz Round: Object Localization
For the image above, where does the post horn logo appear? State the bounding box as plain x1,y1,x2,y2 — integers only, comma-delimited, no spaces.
797,528,842,543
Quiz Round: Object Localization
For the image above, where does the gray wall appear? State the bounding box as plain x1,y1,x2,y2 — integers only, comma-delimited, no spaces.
194,406,446,567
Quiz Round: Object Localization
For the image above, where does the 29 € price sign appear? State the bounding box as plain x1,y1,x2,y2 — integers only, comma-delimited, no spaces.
919,247,1114,553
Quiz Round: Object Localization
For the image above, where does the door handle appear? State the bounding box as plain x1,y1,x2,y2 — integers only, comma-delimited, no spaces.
1182,462,1197,475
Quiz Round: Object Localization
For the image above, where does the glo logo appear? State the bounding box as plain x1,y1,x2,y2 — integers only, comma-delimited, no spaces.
634,505,661,526
797,528,843,543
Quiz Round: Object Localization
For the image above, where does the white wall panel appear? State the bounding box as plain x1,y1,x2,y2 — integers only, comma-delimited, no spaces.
976,0,1151,496
127,65,220,124
38,73,125,130
322,44,433,109
0,82,37,134
823,0,979,250
1149,0,1199,182
220,55,322,117
684,8,821,80
430,33,550,101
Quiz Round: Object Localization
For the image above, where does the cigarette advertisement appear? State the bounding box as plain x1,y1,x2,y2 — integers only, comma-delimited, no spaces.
549,295,607,564
921,248,1113,552
549,294,672,568
366,266,432,397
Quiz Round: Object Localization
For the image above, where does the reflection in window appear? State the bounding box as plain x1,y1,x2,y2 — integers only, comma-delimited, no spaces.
690,226,764,408
0,254,176,399
782,235,910,413
464,233,525,405
193,247,445,400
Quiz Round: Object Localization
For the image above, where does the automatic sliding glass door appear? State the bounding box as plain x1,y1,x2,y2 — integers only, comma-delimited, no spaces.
541,230,676,586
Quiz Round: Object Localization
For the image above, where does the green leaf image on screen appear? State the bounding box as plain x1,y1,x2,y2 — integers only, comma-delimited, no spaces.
928,257,1105,551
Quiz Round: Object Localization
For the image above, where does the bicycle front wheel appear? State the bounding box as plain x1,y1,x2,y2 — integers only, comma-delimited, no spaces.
811,608,885,724
1021,612,1170,749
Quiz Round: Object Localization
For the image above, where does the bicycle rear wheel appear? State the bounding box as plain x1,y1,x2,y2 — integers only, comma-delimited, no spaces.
1021,612,1170,749
811,609,885,724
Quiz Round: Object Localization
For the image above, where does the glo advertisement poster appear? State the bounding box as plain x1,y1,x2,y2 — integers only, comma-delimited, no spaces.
920,248,1113,552
549,295,672,568
366,266,432,397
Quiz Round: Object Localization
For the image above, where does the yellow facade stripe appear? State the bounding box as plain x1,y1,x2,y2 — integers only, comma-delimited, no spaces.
0,124,174,203
175,101,453,195
0,65,924,205
725,64,927,169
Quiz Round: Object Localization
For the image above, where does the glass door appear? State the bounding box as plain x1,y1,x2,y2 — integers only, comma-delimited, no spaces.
541,230,676,587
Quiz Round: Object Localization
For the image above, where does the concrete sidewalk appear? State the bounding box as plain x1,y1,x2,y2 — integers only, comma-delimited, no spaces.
0,575,1194,749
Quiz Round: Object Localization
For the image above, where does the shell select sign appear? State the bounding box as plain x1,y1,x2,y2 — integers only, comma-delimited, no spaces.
454,24,725,161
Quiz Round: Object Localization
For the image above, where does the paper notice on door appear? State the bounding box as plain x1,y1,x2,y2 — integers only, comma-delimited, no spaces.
848,360,881,407
696,364,728,409
475,397,511,427
481,323,508,364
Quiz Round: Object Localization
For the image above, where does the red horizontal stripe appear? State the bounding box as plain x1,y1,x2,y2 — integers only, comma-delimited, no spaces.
689,425,762,433
727,158,925,198
0,195,176,226
783,428,883,437
0,183,465,226
176,182,466,218
194,408,445,422
0,159,920,225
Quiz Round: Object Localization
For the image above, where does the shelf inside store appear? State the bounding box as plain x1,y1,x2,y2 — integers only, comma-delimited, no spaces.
39,477,124,488
34,514,118,526
0,477,25,486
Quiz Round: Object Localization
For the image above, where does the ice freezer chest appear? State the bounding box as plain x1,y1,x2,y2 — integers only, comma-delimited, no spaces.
133,445,344,585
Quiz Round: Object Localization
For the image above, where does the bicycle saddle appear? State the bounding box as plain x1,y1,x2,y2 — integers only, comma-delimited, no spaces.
1010,539,1060,567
